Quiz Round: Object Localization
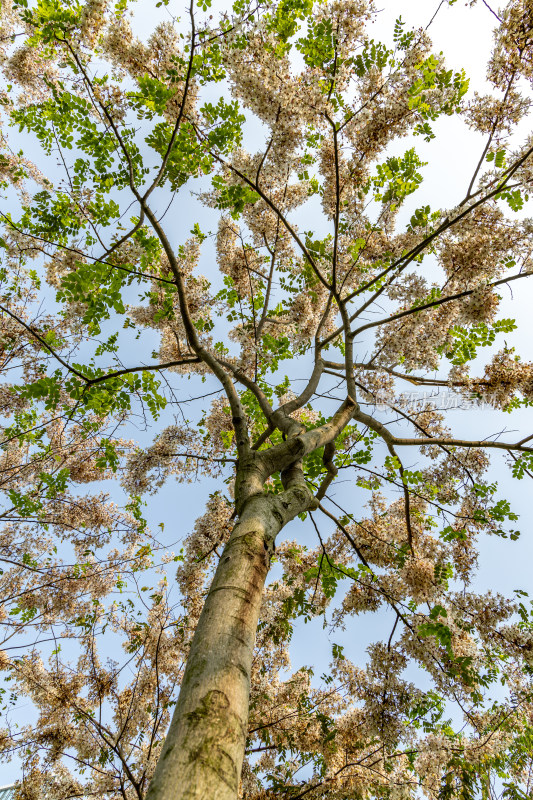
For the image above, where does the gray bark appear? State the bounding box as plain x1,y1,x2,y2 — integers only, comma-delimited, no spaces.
145,485,316,800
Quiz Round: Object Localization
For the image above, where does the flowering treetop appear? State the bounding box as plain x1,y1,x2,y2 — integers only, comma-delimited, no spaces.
0,0,533,798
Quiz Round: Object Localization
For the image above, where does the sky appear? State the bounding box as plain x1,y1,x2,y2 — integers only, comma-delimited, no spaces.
2,0,533,787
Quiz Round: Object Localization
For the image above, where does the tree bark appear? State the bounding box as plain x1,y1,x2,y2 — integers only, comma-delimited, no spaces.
146,486,315,800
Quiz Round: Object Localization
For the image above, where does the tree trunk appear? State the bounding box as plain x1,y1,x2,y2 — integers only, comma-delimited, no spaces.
145,486,314,800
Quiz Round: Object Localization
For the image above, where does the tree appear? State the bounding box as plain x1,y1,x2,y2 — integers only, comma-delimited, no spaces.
1,0,533,797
